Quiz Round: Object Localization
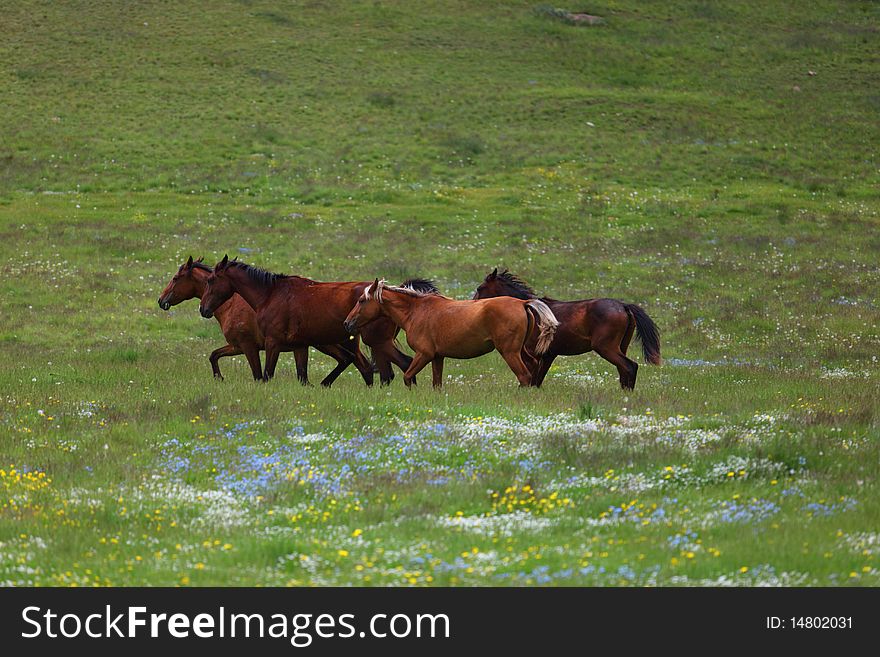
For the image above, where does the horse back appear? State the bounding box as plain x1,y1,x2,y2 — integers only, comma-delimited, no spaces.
542,297,629,354
265,279,399,347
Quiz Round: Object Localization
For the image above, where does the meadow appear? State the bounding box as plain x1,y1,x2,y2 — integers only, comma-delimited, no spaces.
0,0,878,586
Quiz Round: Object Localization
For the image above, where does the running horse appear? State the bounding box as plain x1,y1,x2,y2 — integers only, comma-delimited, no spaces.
158,256,264,380
198,256,428,384
473,269,661,389
159,256,371,384
161,256,432,385
343,279,559,387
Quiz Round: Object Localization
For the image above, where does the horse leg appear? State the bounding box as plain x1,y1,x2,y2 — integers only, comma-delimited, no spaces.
620,310,635,356
531,353,557,388
293,347,310,385
390,345,414,372
262,340,282,381
521,347,539,378
372,350,395,386
351,343,375,387
498,349,534,387
431,356,445,388
241,342,263,381
316,344,354,388
209,344,241,381
595,345,639,390
403,352,432,387
390,344,415,384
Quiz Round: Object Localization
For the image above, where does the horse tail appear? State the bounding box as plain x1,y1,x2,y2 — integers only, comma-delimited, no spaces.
524,299,559,356
522,302,537,361
624,303,661,365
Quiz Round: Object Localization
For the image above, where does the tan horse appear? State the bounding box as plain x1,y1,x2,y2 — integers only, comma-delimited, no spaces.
343,279,559,387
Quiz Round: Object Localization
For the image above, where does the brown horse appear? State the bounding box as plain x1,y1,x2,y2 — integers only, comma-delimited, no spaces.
199,256,425,385
473,269,661,389
158,256,366,385
343,279,559,387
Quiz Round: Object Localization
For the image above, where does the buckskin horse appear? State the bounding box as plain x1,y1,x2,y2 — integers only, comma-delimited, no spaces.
473,268,661,389
199,256,429,385
343,279,559,387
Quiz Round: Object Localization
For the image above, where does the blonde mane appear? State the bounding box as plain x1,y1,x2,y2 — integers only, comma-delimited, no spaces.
363,279,447,303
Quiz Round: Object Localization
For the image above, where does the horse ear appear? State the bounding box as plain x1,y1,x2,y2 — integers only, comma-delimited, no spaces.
185,255,194,269
216,254,229,271
489,267,498,279
196,256,204,264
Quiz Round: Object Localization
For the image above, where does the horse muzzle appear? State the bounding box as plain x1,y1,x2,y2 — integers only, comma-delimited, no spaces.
199,305,214,319
158,297,171,311
343,318,359,334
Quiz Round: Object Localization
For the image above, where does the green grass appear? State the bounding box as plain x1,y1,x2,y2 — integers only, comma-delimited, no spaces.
0,0,878,586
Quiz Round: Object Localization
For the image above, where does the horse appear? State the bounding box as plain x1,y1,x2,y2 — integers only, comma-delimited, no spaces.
343,279,559,388
158,256,366,385
473,268,661,390
199,256,429,385
366,277,439,384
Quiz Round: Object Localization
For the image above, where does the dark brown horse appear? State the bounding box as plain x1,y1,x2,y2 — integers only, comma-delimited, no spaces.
473,269,661,389
158,256,366,385
344,279,559,387
199,256,426,385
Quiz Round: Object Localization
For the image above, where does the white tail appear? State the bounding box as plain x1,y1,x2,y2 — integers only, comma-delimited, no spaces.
525,299,559,355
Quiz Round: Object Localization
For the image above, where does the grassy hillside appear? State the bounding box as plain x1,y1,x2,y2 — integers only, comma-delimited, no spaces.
0,1,878,586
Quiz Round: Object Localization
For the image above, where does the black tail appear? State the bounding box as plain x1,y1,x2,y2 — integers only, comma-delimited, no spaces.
624,303,661,365
399,278,439,295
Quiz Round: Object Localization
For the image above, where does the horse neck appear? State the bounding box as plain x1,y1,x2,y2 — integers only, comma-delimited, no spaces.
227,268,273,311
187,268,234,323
501,285,535,300
379,289,419,329
189,268,210,298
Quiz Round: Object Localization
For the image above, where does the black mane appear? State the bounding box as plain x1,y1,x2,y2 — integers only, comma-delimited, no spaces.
191,261,213,272
229,260,289,287
495,269,537,300
400,278,440,295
